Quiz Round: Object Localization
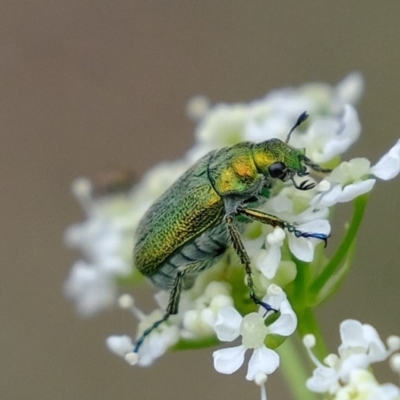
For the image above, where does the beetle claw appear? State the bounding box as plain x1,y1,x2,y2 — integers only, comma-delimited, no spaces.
299,179,316,190
291,177,316,191
254,298,279,316
296,231,330,247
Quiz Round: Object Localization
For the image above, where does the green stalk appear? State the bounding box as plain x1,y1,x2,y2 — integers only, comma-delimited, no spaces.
297,307,329,360
292,259,310,308
309,194,369,297
278,337,319,400
173,336,219,351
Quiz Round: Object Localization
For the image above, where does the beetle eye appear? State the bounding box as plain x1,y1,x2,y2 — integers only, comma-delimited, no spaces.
268,162,286,179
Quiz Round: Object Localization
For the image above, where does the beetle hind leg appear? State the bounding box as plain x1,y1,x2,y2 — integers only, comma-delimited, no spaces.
133,260,206,354
133,313,170,353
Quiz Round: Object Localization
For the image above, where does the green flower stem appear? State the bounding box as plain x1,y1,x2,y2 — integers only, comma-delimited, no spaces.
173,336,220,351
317,239,356,304
292,259,310,309
297,307,329,360
309,194,369,298
278,337,319,400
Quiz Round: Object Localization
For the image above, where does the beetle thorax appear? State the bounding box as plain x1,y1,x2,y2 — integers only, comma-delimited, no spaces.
208,142,261,196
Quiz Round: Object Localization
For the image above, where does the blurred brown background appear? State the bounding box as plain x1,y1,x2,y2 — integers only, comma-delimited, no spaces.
1,2,400,400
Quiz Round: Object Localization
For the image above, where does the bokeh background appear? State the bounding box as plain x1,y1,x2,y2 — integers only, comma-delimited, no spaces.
1,2,400,400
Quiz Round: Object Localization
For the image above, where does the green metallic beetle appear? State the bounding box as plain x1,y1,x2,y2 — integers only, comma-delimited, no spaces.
133,112,331,353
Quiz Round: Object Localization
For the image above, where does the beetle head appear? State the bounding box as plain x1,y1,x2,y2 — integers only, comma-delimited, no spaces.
252,138,331,191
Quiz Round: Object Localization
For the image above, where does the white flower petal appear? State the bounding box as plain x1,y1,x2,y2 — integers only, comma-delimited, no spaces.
373,384,400,400
306,365,339,393
317,183,343,207
339,319,389,363
209,294,234,312
261,286,297,335
330,158,371,184
297,219,331,234
106,335,133,357
288,236,315,262
213,345,246,374
262,284,286,309
246,346,280,380
336,104,362,147
257,245,282,279
334,72,364,105
195,103,247,147
265,194,293,214
362,324,388,362
336,179,376,203
295,205,330,223
137,324,180,367
371,139,400,180
339,353,370,382
267,226,286,245
339,319,367,348
308,105,362,163
287,218,330,262
214,306,242,341
64,260,117,316
267,299,297,336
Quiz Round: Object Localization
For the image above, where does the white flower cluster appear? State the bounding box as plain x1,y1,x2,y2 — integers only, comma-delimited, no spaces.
108,293,180,367
107,281,234,366
108,284,296,400
65,73,400,399
304,319,400,399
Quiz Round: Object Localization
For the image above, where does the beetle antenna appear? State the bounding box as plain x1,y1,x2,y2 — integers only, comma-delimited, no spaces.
285,111,309,143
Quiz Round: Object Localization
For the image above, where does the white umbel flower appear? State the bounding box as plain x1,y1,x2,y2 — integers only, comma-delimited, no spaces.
106,294,181,367
335,369,400,400
314,139,400,207
212,285,297,381
305,319,400,395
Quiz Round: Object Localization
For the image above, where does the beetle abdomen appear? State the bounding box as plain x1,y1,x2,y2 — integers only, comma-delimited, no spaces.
149,222,230,290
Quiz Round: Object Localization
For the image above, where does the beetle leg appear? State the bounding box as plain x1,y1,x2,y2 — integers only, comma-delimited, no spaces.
236,206,329,246
134,260,206,354
225,215,277,315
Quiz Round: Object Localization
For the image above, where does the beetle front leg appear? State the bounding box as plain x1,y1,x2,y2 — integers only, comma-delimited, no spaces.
236,206,329,246
225,215,277,315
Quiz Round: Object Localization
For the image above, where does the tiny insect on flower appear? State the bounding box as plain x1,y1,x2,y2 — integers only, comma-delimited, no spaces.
132,112,332,355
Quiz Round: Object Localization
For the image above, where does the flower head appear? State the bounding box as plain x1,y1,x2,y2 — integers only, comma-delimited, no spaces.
212,285,297,381
313,139,400,207
304,319,400,396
